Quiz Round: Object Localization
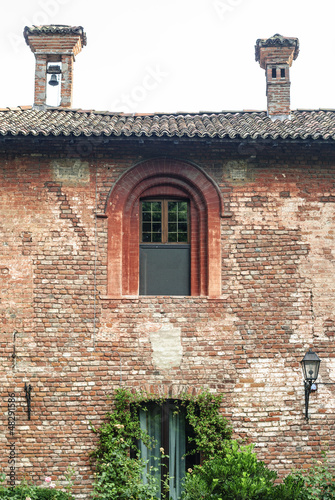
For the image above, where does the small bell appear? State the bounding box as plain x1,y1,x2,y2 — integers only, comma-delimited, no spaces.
48,74,59,87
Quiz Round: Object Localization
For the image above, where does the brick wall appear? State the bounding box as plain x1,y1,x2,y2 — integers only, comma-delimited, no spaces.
0,142,334,497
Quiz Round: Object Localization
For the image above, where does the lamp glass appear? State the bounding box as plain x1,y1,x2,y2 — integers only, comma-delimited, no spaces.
301,349,321,381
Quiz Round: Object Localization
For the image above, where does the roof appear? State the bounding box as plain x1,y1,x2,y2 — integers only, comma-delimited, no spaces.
23,25,87,46
1,107,335,141
255,33,299,63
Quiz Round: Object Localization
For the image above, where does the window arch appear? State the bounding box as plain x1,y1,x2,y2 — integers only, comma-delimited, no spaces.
105,159,223,297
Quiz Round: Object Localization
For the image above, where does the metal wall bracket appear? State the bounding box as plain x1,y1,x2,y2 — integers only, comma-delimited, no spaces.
304,380,311,419
24,383,32,420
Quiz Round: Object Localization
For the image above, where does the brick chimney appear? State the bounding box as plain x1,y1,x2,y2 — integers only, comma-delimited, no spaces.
24,25,87,108
255,34,299,121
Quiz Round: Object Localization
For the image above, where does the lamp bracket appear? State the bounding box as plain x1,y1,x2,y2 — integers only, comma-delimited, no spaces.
24,383,32,420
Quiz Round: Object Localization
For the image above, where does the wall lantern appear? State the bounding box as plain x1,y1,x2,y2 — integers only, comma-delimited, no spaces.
301,349,321,419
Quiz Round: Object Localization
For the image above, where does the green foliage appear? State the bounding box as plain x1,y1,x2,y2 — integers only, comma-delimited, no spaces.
0,487,74,500
182,444,335,500
90,388,164,499
289,454,335,499
181,391,232,459
91,388,233,499
273,474,306,500
182,441,273,500
182,441,306,500
0,467,75,500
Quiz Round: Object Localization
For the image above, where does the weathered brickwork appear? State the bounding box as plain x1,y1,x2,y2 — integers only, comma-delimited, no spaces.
0,142,334,498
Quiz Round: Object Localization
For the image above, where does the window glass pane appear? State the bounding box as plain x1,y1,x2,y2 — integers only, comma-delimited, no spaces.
142,212,151,222
168,201,177,213
142,233,151,243
178,211,187,221
169,211,177,222
168,233,177,243
167,201,188,243
178,233,188,243
143,223,151,233
178,223,187,233
141,201,162,243
152,201,161,212
152,233,161,243
142,201,152,212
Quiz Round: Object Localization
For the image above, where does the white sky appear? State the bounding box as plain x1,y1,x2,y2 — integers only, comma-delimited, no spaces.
1,0,335,113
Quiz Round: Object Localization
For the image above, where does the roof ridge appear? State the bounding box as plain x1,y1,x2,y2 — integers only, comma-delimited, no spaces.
4,107,335,116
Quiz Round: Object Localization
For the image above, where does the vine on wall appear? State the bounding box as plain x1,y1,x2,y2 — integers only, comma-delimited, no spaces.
90,388,232,499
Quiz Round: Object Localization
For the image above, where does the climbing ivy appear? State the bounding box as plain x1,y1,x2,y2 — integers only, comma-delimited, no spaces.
90,388,232,499
180,390,232,459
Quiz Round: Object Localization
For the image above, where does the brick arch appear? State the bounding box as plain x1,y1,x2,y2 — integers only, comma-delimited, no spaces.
106,159,223,297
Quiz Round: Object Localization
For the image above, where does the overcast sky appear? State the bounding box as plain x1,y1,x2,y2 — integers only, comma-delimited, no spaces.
1,0,335,113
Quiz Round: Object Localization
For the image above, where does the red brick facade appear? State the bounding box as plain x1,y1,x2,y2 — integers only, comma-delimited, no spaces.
1,139,334,497
0,25,334,499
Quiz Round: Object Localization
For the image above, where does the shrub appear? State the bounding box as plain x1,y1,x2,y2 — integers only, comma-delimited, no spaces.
289,454,335,499
182,441,304,500
0,469,75,500
0,488,74,500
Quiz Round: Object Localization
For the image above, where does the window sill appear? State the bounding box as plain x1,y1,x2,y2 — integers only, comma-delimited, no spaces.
100,295,227,301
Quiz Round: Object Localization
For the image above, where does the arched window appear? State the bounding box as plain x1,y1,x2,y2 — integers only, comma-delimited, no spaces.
105,159,223,297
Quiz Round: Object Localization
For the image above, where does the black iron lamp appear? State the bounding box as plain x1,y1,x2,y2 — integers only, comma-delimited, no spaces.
301,349,321,419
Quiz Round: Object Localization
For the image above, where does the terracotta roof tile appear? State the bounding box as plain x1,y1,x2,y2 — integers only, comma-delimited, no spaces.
1,107,335,141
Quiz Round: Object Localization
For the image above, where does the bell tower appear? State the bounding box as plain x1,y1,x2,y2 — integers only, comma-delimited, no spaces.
255,34,299,121
24,25,87,108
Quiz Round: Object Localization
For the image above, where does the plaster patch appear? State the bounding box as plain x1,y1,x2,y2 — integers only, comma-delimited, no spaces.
224,159,250,182
149,323,182,370
52,159,90,184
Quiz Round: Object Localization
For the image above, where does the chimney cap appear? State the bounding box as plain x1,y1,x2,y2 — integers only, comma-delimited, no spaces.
23,25,87,47
255,34,299,64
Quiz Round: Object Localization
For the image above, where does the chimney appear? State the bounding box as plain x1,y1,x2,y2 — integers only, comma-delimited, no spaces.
24,25,87,109
255,34,299,121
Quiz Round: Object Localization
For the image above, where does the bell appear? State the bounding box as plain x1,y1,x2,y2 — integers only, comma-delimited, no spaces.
48,74,59,87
